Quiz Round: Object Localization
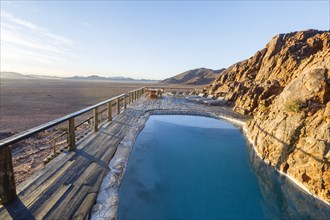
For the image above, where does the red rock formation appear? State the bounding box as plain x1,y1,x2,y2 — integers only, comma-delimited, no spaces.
205,30,330,203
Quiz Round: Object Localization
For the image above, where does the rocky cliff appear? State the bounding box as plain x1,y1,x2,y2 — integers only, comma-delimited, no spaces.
205,30,330,203
162,68,225,85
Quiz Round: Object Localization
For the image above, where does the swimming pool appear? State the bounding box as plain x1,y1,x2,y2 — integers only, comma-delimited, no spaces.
118,115,330,219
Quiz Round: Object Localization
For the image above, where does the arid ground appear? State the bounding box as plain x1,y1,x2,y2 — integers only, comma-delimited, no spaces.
0,78,200,184
1,78,156,135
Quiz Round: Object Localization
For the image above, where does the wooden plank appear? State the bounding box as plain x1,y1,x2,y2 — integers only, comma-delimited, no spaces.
100,144,117,164
75,120,120,155
45,134,115,218
76,129,119,161
72,193,97,220
58,185,90,220
76,127,113,153
61,169,107,220
43,128,118,218
88,169,107,194
12,160,75,219
44,163,98,219
17,151,75,195
34,184,72,219
0,152,74,217
16,160,90,218
56,134,120,218
19,145,99,215
75,163,98,186
0,158,75,219
53,166,107,219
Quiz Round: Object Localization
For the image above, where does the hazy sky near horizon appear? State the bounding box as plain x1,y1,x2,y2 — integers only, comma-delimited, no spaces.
1,1,329,80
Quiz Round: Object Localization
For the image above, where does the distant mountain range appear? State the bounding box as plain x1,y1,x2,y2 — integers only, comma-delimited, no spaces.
0,72,62,80
66,75,157,82
0,72,158,82
161,68,226,85
1,69,225,85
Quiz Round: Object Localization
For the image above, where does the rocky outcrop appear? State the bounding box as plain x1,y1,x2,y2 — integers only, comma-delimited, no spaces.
205,30,330,203
162,68,225,85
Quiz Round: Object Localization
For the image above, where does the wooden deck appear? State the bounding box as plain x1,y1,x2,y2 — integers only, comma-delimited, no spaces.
0,95,245,219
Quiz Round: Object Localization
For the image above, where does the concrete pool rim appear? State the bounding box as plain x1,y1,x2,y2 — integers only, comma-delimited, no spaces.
91,109,247,219
91,109,329,219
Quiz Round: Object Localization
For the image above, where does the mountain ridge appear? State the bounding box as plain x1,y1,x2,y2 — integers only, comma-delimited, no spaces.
162,68,226,85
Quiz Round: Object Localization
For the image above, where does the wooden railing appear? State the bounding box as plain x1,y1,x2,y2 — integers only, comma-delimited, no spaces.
0,87,145,205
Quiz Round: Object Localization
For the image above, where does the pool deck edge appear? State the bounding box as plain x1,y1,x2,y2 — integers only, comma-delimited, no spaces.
91,97,248,219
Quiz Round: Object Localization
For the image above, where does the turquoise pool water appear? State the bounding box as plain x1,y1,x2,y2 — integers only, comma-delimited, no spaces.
118,115,330,219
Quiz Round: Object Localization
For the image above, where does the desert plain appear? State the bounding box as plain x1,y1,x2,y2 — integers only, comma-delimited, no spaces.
0,78,200,184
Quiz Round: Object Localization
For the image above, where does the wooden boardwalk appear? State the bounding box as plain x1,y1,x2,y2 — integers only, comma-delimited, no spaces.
0,96,244,219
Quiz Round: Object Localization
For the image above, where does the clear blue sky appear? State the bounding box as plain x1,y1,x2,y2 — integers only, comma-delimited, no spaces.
1,1,329,80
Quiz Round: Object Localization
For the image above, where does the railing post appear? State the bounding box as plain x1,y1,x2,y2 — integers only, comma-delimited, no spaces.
107,101,112,122
128,92,131,105
68,118,76,151
52,139,56,155
124,95,127,109
134,91,137,101
94,107,99,132
0,146,17,205
116,98,120,114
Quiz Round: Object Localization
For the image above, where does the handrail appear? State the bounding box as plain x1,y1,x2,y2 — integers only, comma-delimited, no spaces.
129,87,145,92
0,88,143,149
0,86,145,205
147,87,198,90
